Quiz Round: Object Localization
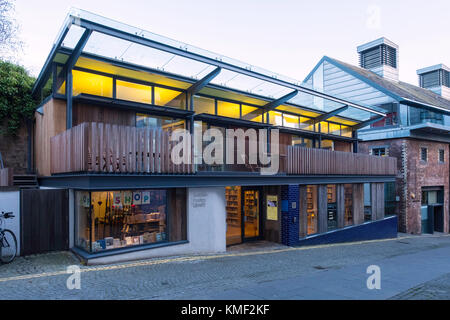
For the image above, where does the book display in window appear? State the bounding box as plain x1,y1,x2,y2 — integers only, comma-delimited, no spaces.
226,186,242,246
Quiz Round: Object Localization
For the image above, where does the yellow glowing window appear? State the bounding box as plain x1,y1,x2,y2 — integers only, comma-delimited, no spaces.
154,87,186,109
241,105,263,122
268,111,283,126
320,122,329,134
193,96,215,114
72,70,113,98
341,125,353,137
116,80,152,104
283,114,300,128
329,123,341,135
300,117,314,131
217,101,240,118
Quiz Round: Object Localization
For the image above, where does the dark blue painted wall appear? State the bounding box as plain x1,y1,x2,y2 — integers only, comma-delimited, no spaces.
293,215,398,247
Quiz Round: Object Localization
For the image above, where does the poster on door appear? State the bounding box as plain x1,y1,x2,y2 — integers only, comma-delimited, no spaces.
267,195,278,221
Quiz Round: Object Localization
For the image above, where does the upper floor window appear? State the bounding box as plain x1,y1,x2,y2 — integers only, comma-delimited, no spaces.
439,149,445,163
420,147,428,162
371,147,388,157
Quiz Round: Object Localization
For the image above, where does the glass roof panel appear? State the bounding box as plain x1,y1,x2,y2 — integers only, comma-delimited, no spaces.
210,69,292,99
40,8,387,123
61,24,86,49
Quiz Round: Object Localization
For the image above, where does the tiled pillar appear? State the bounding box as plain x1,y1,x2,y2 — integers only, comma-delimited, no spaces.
281,185,299,246
337,184,346,228
353,184,365,225
299,186,308,238
318,185,328,234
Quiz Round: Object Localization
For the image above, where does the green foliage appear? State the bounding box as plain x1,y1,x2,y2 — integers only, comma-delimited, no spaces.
0,59,37,136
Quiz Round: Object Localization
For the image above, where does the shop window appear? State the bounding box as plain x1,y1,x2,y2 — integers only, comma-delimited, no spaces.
421,147,428,162
226,186,242,246
364,183,372,222
327,185,337,231
217,101,240,118
241,104,263,123
306,185,318,235
72,70,113,98
75,189,186,253
283,114,300,129
116,80,152,104
344,184,353,226
154,87,186,109
193,95,215,115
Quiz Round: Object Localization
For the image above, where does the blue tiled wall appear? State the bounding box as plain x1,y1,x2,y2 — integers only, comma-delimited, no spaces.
281,185,299,246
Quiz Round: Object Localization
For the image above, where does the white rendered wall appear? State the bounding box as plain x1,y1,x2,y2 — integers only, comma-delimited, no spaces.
88,187,227,265
0,191,21,255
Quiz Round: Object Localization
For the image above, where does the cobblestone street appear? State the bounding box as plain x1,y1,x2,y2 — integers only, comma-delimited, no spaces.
0,234,450,300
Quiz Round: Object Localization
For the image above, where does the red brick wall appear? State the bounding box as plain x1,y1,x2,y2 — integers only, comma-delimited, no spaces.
406,139,449,234
360,138,449,234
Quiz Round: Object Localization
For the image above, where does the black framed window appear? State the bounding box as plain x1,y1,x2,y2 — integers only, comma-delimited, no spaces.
420,147,428,162
75,189,186,253
439,149,445,163
371,147,388,157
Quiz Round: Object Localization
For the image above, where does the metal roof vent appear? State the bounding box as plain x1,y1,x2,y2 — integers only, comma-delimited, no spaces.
357,37,399,82
417,64,450,100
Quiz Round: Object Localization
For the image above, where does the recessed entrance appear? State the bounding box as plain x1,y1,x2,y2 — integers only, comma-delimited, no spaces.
226,186,263,246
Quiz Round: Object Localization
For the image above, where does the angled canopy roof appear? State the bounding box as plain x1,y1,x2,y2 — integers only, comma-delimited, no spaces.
33,8,387,123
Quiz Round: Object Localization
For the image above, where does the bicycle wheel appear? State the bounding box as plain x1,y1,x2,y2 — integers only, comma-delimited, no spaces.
0,230,17,263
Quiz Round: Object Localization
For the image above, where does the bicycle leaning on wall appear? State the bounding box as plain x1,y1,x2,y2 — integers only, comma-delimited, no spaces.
0,211,17,263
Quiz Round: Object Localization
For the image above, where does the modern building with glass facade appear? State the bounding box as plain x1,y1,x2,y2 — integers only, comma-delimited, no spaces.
305,37,450,235
32,9,397,264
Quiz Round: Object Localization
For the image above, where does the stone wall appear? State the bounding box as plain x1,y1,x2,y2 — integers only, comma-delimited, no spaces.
0,120,29,174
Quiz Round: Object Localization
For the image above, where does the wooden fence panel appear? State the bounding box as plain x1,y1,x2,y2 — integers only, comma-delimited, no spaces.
20,189,69,255
286,146,397,176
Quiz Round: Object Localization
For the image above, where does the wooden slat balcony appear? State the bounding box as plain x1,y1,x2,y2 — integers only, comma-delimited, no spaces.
50,122,194,175
287,146,397,176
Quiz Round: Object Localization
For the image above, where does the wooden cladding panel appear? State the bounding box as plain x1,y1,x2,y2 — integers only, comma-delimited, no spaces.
287,146,397,176
50,122,194,175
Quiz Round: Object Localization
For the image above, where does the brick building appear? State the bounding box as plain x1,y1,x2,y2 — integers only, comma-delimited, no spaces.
305,38,450,234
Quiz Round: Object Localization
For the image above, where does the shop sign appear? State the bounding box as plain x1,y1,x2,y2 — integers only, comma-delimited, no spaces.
123,191,132,205
133,191,142,205
267,195,278,221
113,192,122,205
142,191,151,204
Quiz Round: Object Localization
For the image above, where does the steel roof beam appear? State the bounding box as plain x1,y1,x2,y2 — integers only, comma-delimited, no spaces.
74,18,386,117
351,115,385,130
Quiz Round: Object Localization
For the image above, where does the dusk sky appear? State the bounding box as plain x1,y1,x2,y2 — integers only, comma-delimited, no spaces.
13,0,450,86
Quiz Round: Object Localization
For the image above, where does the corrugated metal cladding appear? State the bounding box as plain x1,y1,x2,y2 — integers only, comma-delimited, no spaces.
359,44,397,69
319,60,395,107
420,69,450,88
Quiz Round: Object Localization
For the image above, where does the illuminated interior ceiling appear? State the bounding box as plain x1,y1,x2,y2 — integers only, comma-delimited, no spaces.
34,7,387,125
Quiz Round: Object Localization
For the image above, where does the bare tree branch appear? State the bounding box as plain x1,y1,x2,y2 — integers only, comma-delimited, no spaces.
0,0,22,60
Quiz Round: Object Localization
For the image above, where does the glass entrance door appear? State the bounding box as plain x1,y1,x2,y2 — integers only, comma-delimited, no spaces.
243,189,260,239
